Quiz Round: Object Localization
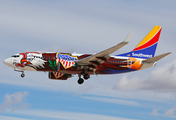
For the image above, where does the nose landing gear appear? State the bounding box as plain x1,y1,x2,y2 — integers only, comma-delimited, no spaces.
14,69,25,78
21,72,25,78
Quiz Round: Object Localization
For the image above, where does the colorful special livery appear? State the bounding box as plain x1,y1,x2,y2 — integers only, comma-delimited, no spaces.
4,26,171,84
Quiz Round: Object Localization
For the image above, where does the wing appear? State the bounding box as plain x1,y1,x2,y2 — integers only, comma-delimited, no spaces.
77,30,133,66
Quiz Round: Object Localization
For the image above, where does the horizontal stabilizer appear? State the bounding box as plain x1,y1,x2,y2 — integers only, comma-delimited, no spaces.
142,52,171,63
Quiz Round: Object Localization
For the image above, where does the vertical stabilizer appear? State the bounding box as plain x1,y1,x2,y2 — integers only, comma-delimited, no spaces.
117,26,162,59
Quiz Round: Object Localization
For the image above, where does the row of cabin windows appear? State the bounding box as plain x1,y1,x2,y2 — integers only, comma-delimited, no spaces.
43,57,76,61
11,54,56,60
27,56,56,60
28,56,76,60
43,57,56,59
108,60,126,63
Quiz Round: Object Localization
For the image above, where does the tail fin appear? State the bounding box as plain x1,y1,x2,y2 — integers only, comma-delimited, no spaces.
117,26,162,59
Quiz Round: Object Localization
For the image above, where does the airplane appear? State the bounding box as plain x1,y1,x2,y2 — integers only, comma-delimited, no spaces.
3,26,171,84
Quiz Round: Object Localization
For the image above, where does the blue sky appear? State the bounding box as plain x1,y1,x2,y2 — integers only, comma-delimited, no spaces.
1,0,176,120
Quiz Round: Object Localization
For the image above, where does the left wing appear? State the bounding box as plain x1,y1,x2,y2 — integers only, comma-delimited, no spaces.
77,30,133,66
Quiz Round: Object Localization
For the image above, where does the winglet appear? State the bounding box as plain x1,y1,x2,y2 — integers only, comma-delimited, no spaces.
123,30,133,43
142,52,171,63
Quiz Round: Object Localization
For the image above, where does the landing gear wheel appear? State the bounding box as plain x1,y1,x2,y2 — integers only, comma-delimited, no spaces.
83,73,90,80
78,78,84,84
21,73,25,78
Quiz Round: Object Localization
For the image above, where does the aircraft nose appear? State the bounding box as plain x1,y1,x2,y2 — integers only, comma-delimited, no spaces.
3,58,12,66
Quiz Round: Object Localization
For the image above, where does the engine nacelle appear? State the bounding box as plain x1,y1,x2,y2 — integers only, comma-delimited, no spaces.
48,72,72,80
140,62,156,70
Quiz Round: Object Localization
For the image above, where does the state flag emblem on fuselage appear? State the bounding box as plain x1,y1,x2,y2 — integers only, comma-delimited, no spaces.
57,53,77,69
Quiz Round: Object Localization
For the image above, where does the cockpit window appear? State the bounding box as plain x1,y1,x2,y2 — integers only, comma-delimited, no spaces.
11,55,20,58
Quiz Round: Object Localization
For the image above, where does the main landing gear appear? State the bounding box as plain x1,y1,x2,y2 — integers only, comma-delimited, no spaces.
78,78,84,84
78,73,90,84
84,73,90,80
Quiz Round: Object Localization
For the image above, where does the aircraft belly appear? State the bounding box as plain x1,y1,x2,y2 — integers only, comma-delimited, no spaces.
97,68,136,74
62,69,94,75
21,66,37,71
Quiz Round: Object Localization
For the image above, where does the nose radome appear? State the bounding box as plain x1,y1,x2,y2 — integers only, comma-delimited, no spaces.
3,58,12,66
3,59,8,65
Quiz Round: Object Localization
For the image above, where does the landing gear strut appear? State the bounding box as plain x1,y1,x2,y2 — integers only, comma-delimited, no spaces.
14,69,25,78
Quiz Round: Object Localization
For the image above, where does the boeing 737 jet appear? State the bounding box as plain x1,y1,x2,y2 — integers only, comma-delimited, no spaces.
3,26,171,84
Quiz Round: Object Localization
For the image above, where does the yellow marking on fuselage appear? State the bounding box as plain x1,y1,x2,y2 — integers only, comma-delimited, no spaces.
123,58,142,70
